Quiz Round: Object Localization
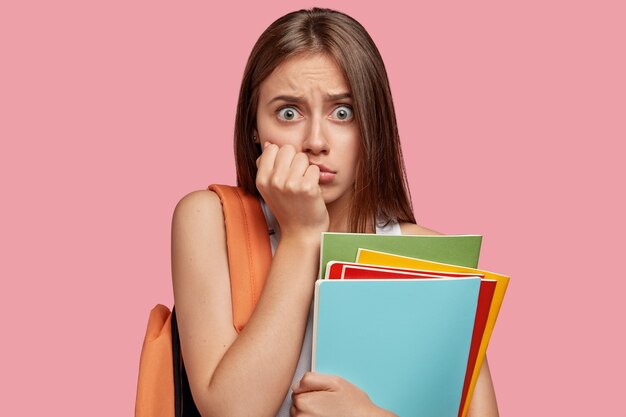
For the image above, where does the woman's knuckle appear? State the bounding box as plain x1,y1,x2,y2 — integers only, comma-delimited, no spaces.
285,180,298,192
295,394,312,409
301,371,314,383
270,175,283,188
300,182,313,194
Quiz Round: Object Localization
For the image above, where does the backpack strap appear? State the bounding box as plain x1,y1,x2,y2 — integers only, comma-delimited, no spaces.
208,184,272,333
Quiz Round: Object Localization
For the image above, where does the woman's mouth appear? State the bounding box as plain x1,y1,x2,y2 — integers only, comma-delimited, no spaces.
312,164,337,185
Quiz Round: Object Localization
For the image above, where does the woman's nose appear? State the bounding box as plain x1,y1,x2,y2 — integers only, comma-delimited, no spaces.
302,120,329,155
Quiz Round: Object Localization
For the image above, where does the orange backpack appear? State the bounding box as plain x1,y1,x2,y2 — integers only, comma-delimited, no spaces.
135,185,272,417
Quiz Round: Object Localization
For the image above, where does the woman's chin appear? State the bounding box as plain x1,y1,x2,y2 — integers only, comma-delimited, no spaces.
320,185,353,208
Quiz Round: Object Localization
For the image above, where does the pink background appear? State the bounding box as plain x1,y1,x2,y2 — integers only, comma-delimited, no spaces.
1,1,624,415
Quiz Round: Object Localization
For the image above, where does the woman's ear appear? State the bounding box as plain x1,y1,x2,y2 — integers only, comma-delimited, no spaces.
253,130,262,153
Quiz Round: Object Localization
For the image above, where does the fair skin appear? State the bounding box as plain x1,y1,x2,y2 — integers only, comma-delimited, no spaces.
172,53,498,417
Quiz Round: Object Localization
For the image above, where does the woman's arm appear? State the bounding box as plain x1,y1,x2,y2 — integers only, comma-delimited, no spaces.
172,190,321,417
172,145,329,417
467,358,499,417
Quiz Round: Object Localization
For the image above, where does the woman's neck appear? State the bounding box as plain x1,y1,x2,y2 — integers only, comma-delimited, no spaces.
326,202,350,233
325,192,375,234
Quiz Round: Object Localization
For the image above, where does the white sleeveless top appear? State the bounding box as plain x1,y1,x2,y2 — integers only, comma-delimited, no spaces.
259,202,402,417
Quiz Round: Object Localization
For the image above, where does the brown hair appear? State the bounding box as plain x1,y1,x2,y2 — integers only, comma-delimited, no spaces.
234,7,416,232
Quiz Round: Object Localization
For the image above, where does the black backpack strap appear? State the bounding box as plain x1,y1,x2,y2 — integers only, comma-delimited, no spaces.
172,307,201,417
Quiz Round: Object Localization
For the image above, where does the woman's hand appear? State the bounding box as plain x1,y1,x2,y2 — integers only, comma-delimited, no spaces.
290,372,397,417
256,143,329,239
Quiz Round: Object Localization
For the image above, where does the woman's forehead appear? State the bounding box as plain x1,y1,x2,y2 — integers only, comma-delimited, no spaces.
259,54,350,101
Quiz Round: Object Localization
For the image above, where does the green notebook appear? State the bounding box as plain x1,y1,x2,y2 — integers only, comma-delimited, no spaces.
319,233,482,279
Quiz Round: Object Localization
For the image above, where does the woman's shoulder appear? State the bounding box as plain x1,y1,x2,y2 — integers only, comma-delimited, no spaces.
174,188,221,207
171,189,229,290
173,189,222,216
399,222,443,236
172,189,225,234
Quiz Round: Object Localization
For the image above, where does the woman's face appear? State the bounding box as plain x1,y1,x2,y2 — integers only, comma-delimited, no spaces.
255,53,361,209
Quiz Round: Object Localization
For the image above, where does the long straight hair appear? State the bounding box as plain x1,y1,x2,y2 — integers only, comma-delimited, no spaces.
234,7,416,232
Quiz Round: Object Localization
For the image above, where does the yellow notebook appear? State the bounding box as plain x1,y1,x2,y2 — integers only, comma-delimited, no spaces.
356,249,509,417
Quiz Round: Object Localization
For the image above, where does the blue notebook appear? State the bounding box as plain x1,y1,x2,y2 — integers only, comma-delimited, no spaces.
312,278,480,417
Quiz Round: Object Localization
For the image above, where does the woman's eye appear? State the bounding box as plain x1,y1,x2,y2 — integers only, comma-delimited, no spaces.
276,106,301,121
331,105,353,121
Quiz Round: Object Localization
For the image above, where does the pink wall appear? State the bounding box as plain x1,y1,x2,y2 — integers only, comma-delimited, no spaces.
1,1,624,415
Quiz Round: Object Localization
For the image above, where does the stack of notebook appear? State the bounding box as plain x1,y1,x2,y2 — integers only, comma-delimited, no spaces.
312,233,509,417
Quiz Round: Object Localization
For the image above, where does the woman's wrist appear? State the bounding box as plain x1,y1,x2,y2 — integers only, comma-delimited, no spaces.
279,229,323,248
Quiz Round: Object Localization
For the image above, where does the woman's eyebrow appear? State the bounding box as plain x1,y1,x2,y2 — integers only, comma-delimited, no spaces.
268,95,304,104
267,92,352,105
326,92,352,100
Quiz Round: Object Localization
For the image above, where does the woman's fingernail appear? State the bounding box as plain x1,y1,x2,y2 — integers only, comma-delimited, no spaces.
264,142,271,148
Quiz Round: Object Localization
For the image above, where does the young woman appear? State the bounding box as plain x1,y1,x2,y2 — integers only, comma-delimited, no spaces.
171,8,498,417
